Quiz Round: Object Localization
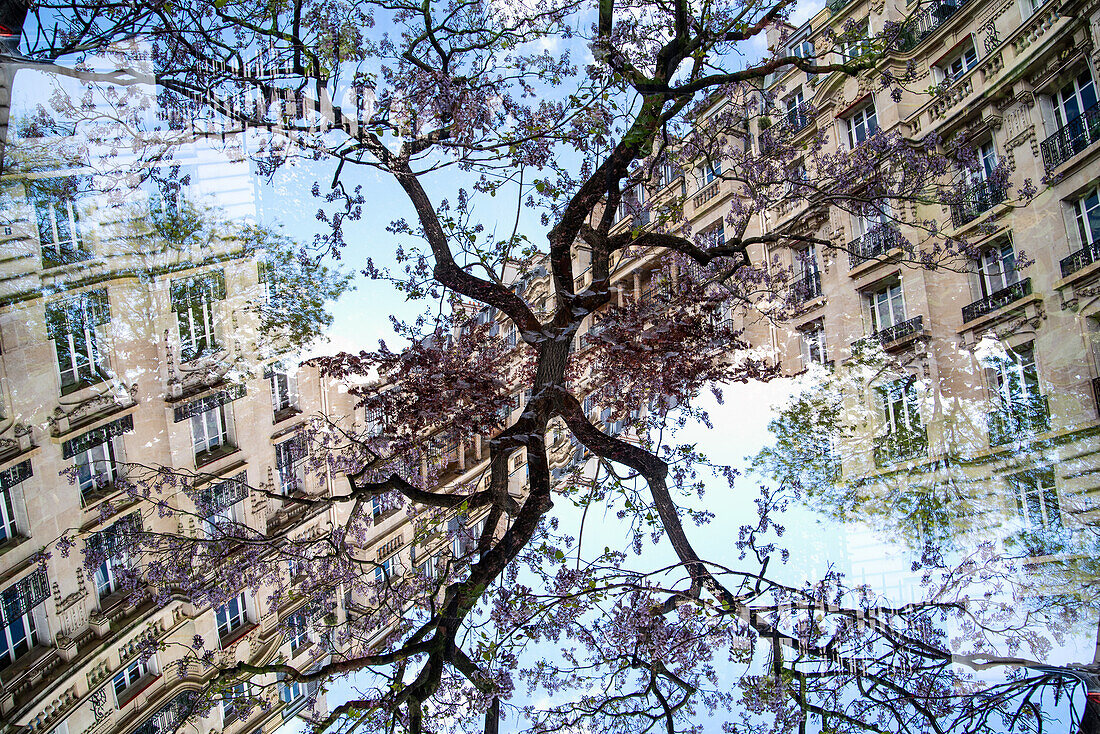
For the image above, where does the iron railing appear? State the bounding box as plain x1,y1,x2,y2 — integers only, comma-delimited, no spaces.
792,271,823,303
951,178,1008,228
848,225,901,268
987,394,1050,446
1059,241,1100,278
961,277,1031,323
873,426,927,468
872,314,923,345
900,0,972,48
1040,103,1100,172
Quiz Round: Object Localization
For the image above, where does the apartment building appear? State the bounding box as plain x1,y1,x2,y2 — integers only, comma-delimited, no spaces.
747,0,1100,545
0,53,356,734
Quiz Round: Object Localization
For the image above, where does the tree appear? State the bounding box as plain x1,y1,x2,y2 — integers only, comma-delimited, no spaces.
11,0,1089,732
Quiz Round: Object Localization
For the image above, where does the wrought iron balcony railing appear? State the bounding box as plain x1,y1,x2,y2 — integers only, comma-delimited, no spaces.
1059,241,1100,278
792,271,823,303
900,0,971,48
961,278,1031,323
872,314,923,345
987,394,1050,447
1040,103,1100,172
873,426,927,468
951,178,1008,228
848,225,901,268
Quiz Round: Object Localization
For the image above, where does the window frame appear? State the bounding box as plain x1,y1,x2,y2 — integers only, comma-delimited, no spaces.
1052,69,1098,130
177,296,218,362
0,484,20,543
938,42,978,85
76,436,121,499
865,281,906,333
113,657,152,704
799,321,828,367
878,377,923,436
844,101,879,148
191,404,231,461
1014,468,1061,529
977,241,1018,297
216,592,249,641
0,604,40,671
1073,186,1100,248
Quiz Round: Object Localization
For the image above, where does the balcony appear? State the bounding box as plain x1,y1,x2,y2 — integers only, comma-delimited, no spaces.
900,0,972,48
792,271,822,304
1059,241,1100,278
873,426,927,468
951,178,1008,228
987,394,1050,446
692,181,719,209
1040,103,1100,172
871,314,923,345
848,225,901,269
961,278,1031,323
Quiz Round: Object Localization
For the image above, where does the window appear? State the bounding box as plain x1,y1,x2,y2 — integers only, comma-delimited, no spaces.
279,676,303,704
844,102,878,148
47,290,110,394
374,556,394,585
201,474,248,536
800,322,827,367
990,345,1041,408
797,245,818,277
938,43,977,84
172,271,226,361
700,221,725,249
1015,468,1061,528
287,613,310,650
221,682,247,723
269,366,297,416
113,658,150,703
0,570,49,671
275,437,306,495
0,462,30,544
971,141,998,184
178,299,216,361
28,176,87,266
841,21,871,60
789,37,814,59
656,161,682,189
977,242,1018,297
94,553,127,600
0,487,16,543
1074,187,1100,248
192,405,230,460
86,514,139,601
616,184,646,223
216,593,248,639
698,159,722,187
866,282,905,333
784,88,806,129
76,439,120,498
1052,70,1097,130
878,378,923,436
204,499,242,537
